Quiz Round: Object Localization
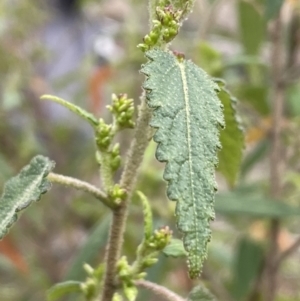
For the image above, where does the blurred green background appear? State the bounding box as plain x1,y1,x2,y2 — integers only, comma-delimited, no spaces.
1,0,300,300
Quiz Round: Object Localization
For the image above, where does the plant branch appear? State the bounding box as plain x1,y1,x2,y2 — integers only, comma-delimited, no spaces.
276,235,300,266
47,172,111,208
135,280,185,301
100,97,152,301
265,11,285,301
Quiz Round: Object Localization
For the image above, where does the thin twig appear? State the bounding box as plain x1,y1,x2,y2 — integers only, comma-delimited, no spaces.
265,11,285,301
276,236,300,266
47,172,111,207
135,280,185,301
100,98,152,301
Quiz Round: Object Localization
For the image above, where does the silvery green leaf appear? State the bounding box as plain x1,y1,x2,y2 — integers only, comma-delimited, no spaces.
0,155,55,239
141,49,224,278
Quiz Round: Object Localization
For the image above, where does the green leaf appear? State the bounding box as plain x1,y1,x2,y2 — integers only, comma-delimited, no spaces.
141,49,224,278
238,0,265,55
241,139,269,177
231,237,264,301
188,284,217,301
163,238,187,257
195,42,223,77
215,188,300,218
41,95,99,128
265,0,284,20
64,216,110,281
47,281,82,301
287,83,300,117
216,80,244,187
0,155,55,239
234,84,269,116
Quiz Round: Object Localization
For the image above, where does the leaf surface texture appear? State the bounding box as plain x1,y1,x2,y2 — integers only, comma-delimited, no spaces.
141,49,223,277
0,155,54,239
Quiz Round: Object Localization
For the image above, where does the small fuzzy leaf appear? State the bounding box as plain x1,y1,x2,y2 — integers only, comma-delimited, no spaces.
141,49,224,278
137,191,153,240
188,285,217,301
41,95,99,128
0,155,55,239
216,80,244,187
47,281,82,301
163,238,187,257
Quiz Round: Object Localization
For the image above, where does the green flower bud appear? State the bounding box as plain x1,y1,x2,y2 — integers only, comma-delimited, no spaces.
142,257,158,268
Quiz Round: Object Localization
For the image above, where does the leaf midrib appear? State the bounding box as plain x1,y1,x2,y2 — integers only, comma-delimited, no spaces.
176,60,199,251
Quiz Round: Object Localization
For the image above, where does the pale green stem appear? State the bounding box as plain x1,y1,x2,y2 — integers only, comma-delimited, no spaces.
100,97,152,301
135,280,185,301
99,152,114,191
47,172,112,208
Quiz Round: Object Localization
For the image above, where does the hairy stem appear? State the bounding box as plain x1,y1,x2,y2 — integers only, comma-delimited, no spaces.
47,172,110,207
100,98,152,301
135,280,185,301
265,12,285,301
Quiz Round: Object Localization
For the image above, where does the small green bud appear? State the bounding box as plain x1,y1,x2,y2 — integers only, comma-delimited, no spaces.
111,143,120,156
83,263,94,276
143,34,152,45
142,257,158,268
108,184,127,204
110,155,121,171
137,43,149,52
135,272,147,280
112,293,123,301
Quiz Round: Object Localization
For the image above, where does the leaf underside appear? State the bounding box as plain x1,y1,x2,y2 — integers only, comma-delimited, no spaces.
141,49,224,278
0,155,55,239
216,80,244,187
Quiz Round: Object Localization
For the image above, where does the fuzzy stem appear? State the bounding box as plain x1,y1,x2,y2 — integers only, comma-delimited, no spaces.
265,11,285,301
47,172,111,207
135,280,185,301
100,98,152,301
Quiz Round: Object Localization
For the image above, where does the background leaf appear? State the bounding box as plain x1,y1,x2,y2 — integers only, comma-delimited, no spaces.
238,0,265,55
0,155,55,239
188,284,217,301
142,49,224,278
64,215,110,281
231,237,264,301
265,0,284,20
216,187,300,218
216,80,244,187
47,281,82,301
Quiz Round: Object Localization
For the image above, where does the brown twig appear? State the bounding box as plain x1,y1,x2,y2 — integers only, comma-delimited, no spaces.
276,236,300,266
265,11,286,301
135,280,185,301
100,98,152,301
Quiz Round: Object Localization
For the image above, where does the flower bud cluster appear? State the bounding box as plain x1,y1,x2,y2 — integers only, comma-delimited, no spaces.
107,94,135,129
138,5,182,51
108,184,127,205
146,226,172,250
80,264,104,299
95,119,113,151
